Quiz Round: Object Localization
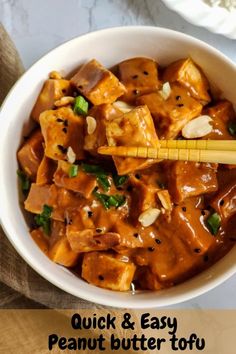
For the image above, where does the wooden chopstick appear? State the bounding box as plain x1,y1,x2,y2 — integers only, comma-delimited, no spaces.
159,140,236,151
98,145,236,164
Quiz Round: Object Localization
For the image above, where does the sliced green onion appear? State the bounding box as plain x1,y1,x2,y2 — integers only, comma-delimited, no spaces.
113,174,128,188
81,163,107,175
206,212,221,236
17,169,30,194
112,194,126,208
97,174,110,192
107,195,119,207
73,95,89,116
82,163,110,191
35,204,53,235
93,188,126,210
69,165,78,178
228,121,236,136
93,189,110,210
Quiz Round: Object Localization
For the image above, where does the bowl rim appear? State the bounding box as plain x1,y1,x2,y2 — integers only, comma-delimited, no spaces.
162,0,236,39
0,25,236,308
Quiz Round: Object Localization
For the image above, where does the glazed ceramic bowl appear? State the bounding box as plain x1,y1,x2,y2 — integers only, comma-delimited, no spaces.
162,0,236,39
0,26,236,308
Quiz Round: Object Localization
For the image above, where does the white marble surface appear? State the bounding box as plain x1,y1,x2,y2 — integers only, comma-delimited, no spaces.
0,0,236,309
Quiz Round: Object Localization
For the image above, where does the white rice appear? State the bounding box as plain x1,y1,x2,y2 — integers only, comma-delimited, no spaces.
205,0,236,10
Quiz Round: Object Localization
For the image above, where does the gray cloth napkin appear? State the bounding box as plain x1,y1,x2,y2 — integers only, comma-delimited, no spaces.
0,23,95,309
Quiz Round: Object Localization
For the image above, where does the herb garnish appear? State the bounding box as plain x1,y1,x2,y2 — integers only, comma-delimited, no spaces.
82,163,110,191
73,95,89,116
69,165,78,178
17,169,30,195
93,188,126,210
206,212,221,236
35,204,53,235
113,174,129,188
97,175,110,192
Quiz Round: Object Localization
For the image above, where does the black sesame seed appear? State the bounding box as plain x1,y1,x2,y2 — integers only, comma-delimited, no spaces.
56,118,64,123
62,127,67,134
176,95,181,101
220,199,225,206
126,185,133,192
133,89,139,95
64,119,68,127
98,275,104,281
158,182,165,189
194,248,201,254
96,228,102,233
78,85,83,89
133,233,139,238
88,211,93,218
117,187,123,191
203,254,209,262
182,207,187,212
148,247,155,252
177,103,184,107
95,239,101,244
143,71,149,75
135,174,141,179
155,239,161,244
174,203,178,207
62,89,67,94
57,145,67,154
201,210,206,216
132,74,138,79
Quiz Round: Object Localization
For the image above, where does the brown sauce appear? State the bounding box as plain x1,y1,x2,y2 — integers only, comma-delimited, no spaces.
17,57,236,292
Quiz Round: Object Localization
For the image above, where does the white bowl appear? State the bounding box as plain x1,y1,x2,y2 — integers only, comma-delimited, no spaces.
162,0,236,39
0,26,236,308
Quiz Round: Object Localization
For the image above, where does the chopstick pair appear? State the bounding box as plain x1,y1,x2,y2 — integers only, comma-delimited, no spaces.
98,140,236,164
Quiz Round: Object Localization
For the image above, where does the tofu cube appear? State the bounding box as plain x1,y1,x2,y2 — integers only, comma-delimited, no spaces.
137,84,202,139
36,156,57,185
31,78,71,122
24,183,84,221
39,107,84,161
53,160,97,198
204,100,235,140
113,219,144,249
128,175,159,222
210,182,236,223
49,237,79,267
149,235,202,283
171,198,216,253
84,104,123,155
17,129,44,180
70,59,126,105
67,227,120,253
167,161,218,203
82,252,136,291
136,267,165,290
118,57,160,103
163,58,211,105
106,105,159,174
31,228,49,255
